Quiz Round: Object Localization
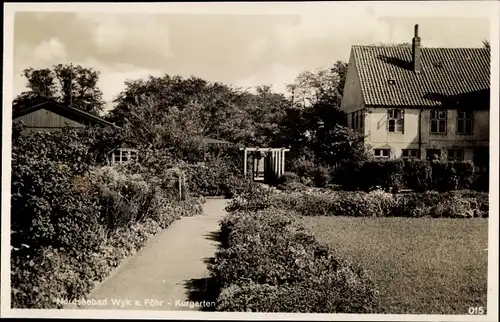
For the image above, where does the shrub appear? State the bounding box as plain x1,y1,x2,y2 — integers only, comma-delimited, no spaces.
472,171,489,192
404,159,432,192
333,159,477,192
288,156,317,179
10,129,206,308
276,172,307,191
397,190,489,218
248,190,489,219
181,156,246,197
210,208,380,313
225,185,274,213
311,166,331,188
277,172,300,185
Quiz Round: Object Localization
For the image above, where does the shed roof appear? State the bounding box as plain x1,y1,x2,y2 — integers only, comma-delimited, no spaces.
13,101,119,128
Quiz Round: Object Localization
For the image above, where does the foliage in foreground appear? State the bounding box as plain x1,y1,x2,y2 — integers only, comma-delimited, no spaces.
209,208,380,313
11,163,205,309
10,126,205,308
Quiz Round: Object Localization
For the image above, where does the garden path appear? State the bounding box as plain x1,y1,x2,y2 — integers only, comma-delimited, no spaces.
67,198,228,311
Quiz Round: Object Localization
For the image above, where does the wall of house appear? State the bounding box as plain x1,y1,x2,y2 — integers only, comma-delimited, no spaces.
421,109,489,160
340,52,365,122
364,107,490,160
15,108,85,134
364,107,420,157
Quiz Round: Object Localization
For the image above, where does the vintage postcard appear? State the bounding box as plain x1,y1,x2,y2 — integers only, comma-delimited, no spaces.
2,2,498,321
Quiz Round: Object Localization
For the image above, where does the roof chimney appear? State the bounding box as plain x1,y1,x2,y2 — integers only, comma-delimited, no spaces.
412,24,421,73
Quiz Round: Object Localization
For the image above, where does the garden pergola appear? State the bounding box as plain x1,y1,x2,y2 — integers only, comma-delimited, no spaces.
241,147,290,182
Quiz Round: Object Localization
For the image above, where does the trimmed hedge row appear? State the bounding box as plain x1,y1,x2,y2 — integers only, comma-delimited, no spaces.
273,190,489,218
342,159,479,192
289,159,485,192
209,208,380,313
228,189,489,219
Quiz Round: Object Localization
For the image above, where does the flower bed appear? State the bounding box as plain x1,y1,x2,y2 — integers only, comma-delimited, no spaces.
228,189,489,218
11,164,205,309
209,208,380,313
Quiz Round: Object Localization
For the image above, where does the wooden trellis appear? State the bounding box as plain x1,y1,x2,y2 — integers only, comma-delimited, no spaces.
240,147,290,182
165,167,187,201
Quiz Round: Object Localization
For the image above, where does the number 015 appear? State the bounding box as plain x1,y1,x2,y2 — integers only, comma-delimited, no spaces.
468,306,485,315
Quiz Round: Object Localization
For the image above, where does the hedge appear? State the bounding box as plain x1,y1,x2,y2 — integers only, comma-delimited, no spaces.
209,209,380,313
228,189,489,219
181,157,261,198
333,159,478,192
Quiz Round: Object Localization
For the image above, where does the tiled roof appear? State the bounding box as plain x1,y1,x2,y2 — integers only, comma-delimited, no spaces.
352,45,490,108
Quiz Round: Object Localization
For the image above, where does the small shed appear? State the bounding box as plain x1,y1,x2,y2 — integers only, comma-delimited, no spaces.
13,101,118,135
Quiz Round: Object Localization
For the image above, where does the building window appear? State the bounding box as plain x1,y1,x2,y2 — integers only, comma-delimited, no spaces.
402,149,420,159
351,113,355,129
111,148,138,166
430,110,447,134
447,149,464,162
426,149,441,161
457,110,473,135
374,148,391,159
388,108,404,133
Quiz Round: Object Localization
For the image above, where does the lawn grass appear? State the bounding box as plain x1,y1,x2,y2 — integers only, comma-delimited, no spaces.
303,216,488,315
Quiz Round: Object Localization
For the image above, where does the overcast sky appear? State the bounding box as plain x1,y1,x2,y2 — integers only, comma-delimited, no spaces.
10,2,492,111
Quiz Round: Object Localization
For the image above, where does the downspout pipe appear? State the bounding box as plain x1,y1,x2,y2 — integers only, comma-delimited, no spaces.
418,107,424,159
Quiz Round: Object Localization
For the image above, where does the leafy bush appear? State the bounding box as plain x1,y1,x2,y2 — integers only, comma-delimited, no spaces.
232,189,489,219
333,159,477,192
430,161,475,191
397,190,488,218
210,208,380,313
404,159,432,192
311,166,331,188
11,165,205,309
287,156,318,181
277,172,300,185
10,126,206,308
472,171,489,192
276,172,307,191
181,156,260,198
225,185,274,213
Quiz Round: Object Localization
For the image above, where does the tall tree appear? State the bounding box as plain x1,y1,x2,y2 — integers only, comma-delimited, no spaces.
107,74,291,148
279,61,350,162
286,61,348,109
13,64,106,115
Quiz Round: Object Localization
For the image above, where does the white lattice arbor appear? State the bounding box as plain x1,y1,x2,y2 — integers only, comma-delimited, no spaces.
240,147,290,182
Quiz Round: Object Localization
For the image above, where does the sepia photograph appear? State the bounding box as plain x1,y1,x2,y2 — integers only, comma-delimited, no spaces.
1,2,499,321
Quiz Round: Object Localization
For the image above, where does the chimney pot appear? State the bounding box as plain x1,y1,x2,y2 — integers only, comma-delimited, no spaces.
412,24,421,73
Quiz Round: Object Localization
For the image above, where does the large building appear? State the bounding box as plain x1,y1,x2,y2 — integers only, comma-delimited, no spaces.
341,24,490,171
